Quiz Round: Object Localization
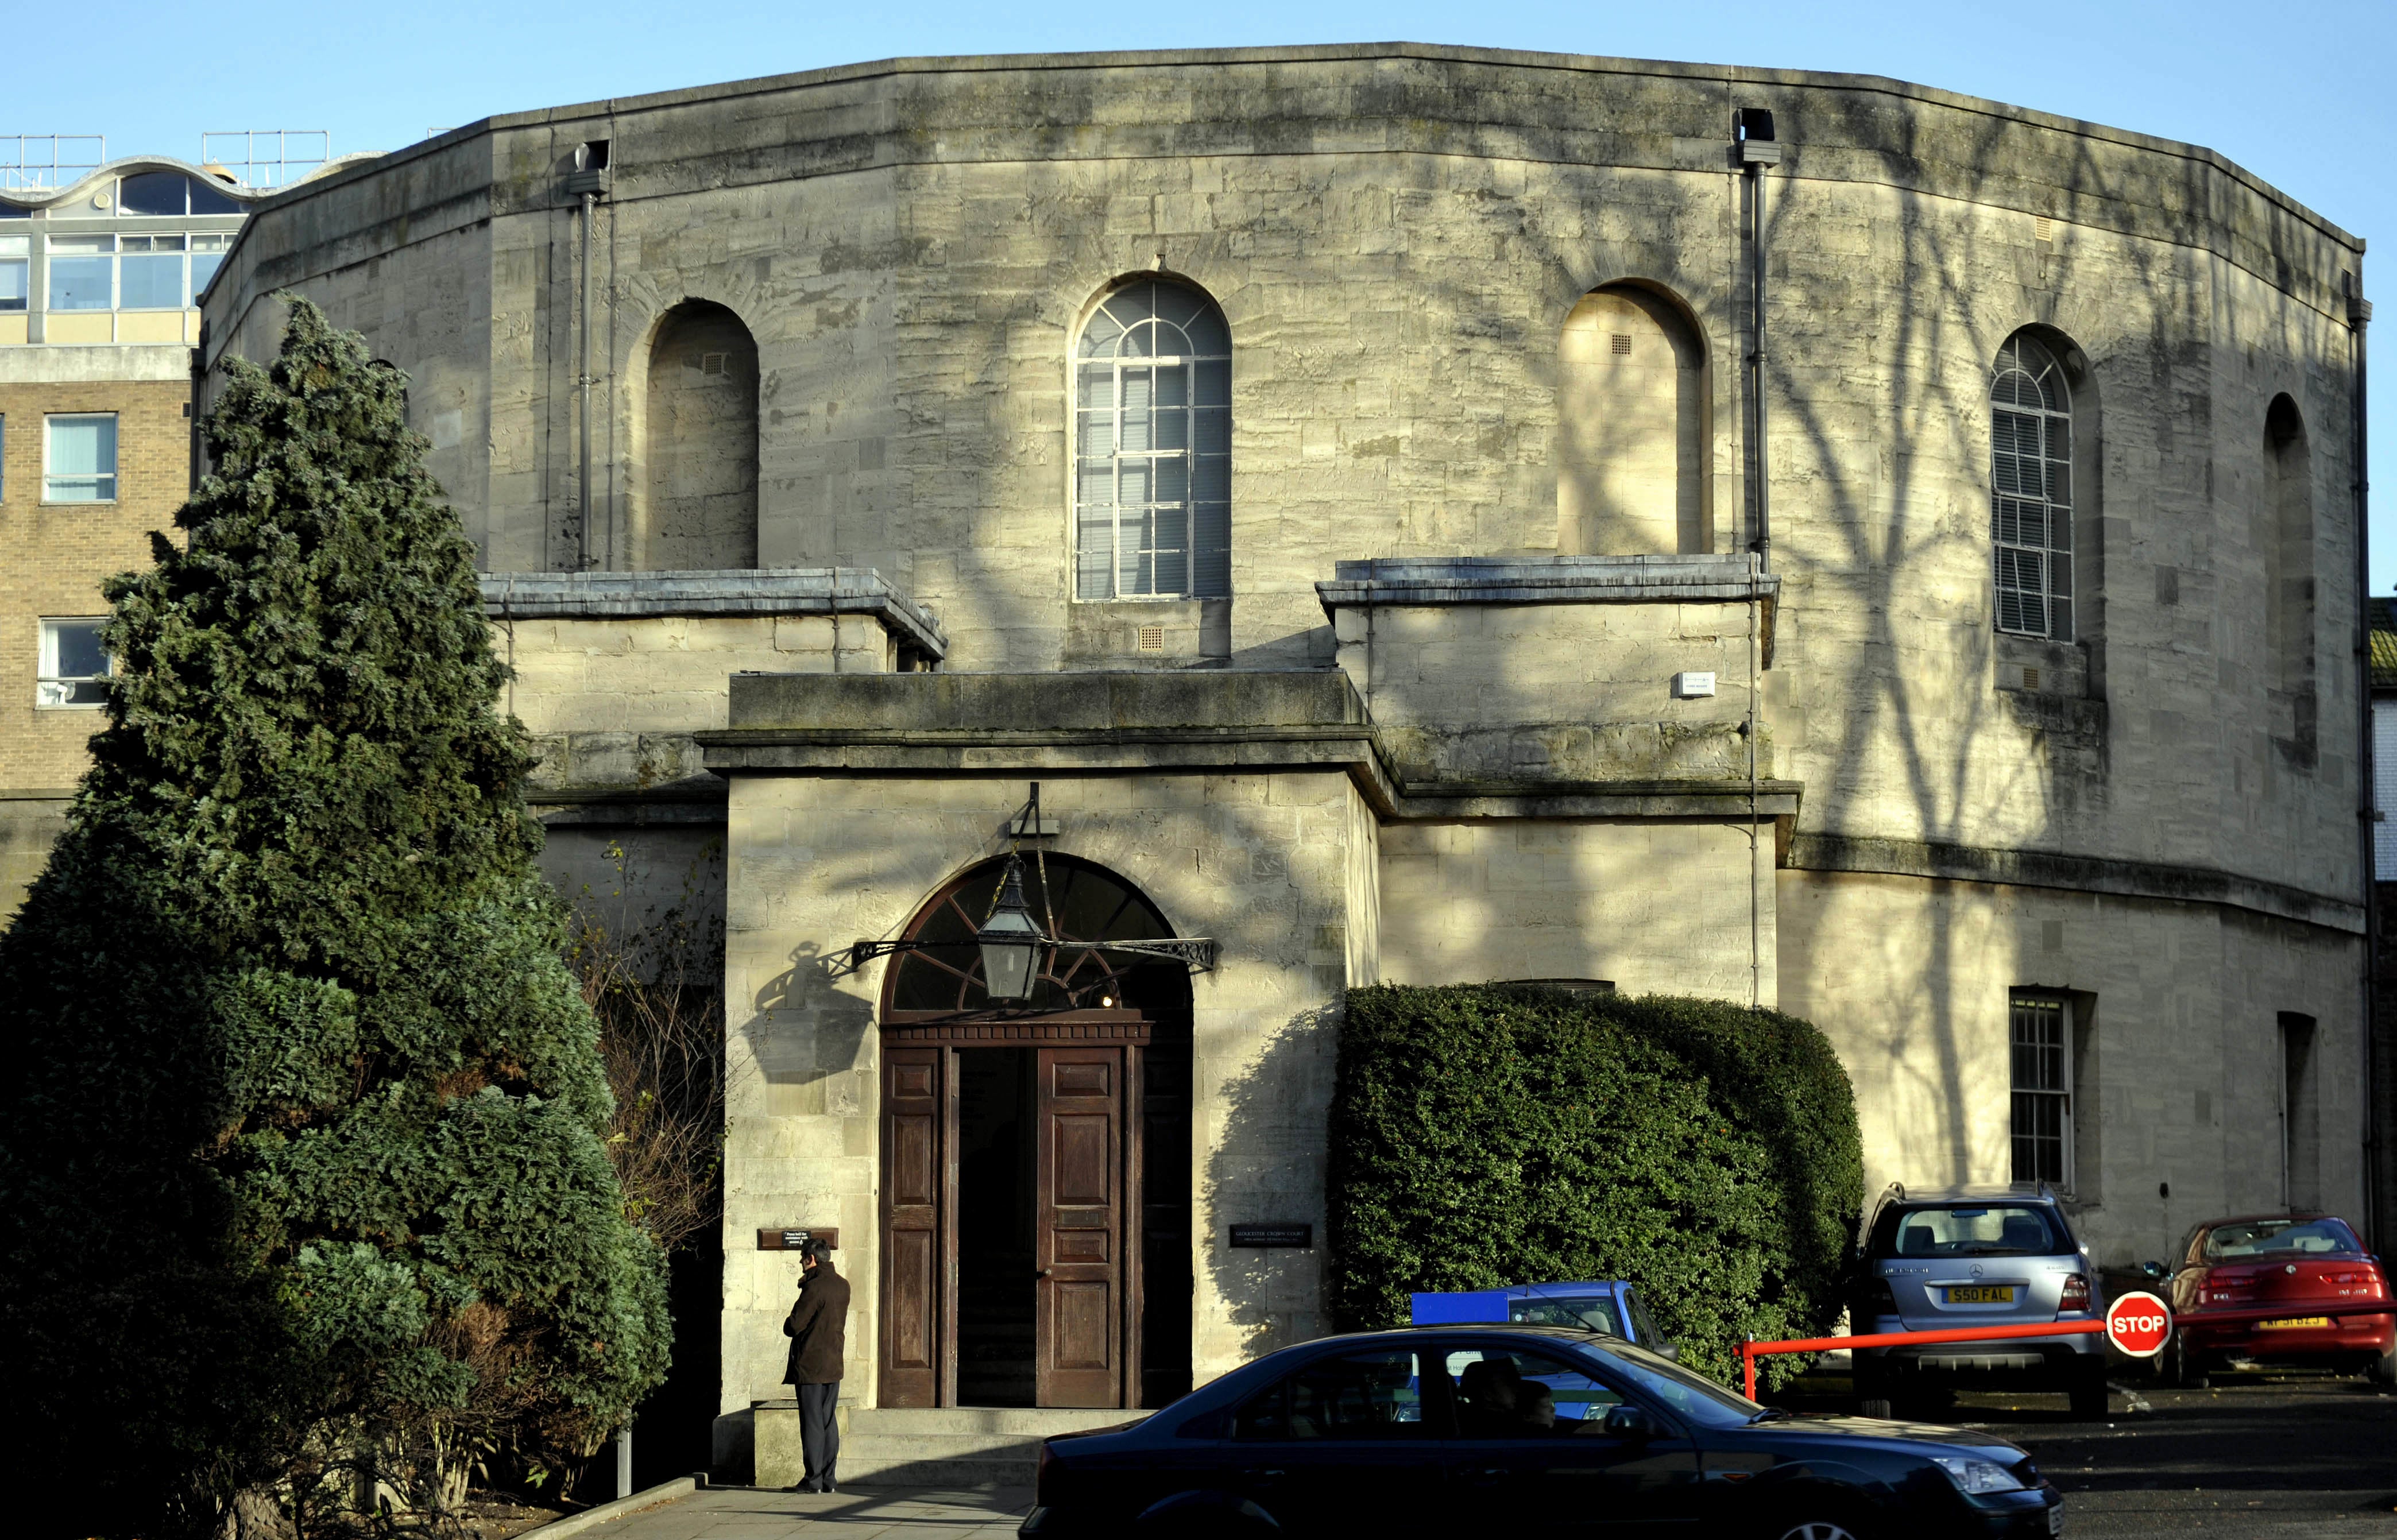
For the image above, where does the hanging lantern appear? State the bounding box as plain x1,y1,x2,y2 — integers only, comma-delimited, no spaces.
975,853,1046,1001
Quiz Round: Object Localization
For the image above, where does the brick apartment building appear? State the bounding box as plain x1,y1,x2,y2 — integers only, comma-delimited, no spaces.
0,156,272,909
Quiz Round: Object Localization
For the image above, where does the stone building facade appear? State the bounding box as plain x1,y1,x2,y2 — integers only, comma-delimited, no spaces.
199,44,2373,1471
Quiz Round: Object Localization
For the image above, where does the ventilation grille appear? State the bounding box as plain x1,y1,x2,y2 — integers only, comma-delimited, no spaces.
2033,216,2055,243
1136,625,1165,652
1610,333,1633,355
699,351,729,377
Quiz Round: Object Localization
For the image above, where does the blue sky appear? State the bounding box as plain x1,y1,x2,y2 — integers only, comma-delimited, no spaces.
18,0,2396,589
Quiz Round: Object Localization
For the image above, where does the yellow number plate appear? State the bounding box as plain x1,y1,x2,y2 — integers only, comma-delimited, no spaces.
2257,1316,2332,1330
1944,1286,2017,1305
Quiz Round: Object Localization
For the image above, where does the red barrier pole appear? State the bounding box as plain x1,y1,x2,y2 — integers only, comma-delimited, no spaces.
1737,1304,2394,1402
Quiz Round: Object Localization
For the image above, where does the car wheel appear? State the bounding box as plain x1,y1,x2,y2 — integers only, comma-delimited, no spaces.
2372,1338,2397,1387
1855,1396,1894,1420
2166,1337,2209,1390
1770,1518,1872,1540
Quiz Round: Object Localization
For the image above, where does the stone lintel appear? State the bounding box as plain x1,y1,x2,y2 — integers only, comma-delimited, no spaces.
481,568,948,661
1316,555,1780,663
528,780,730,828
1789,832,2367,934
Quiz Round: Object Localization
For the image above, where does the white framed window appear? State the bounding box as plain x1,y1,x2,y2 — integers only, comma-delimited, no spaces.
45,413,118,501
118,233,188,309
1073,279,1231,599
0,234,27,312
47,234,114,311
37,617,110,707
1991,335,2074,641
191,233,231,299
2010,994,2073,1189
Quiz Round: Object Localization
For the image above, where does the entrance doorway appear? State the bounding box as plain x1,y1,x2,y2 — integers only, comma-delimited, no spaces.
879,854,1194,1411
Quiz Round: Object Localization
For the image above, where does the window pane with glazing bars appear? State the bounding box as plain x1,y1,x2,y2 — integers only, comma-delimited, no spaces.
119,233,187,309
38,617,109,706
1991,336,2074,642
2010,996,2070,1186
47,235,113,310
1074,280,1230,599
0,235,28,312
45,414,118,501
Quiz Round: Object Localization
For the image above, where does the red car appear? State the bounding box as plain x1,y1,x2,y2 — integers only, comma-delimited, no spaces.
2146,1213,2394,1387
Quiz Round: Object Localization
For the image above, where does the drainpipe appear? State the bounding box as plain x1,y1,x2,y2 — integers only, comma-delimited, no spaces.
1738,107,1780,1011
1738,108,1781,569
2349,270,2380,1247
565,137,611,571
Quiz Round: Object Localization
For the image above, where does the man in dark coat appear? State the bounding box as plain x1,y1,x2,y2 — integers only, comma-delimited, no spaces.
782,1239,850,1492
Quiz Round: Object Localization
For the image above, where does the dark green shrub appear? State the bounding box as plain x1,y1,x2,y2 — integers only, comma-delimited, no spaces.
0,300,668,1537
1328,985,1861,1390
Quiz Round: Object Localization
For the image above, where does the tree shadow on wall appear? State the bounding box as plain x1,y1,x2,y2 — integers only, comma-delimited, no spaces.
1202,1004,1343,1364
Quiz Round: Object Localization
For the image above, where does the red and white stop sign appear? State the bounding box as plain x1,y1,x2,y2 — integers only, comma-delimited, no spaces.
2106,1290,2173,1357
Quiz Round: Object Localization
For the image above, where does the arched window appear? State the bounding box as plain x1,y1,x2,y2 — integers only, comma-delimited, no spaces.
1557,284,1709,555
641,300,758,570
1991,335,2075,640
1074,280,1230,599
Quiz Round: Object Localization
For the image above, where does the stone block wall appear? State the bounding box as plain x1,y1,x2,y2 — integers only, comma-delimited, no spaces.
200,44,2369,916
715,760,1375,1454
1777,868,2364,1268
1379,819,1773,1004
498,612,896,796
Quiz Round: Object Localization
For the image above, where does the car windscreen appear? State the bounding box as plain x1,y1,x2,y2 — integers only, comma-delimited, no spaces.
2203,1217,2364,1260
1870,1204,2070,1259
1509,1295,1624,1336
1586,1340,1762,1429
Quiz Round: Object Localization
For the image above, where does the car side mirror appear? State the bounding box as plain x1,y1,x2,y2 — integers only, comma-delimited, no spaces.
2138,1261,2168,1280
1656,1342,1682,1363
1602,1405,1657,1441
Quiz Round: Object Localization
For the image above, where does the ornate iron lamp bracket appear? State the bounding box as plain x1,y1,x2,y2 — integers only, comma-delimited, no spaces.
827,932,1217,980
825,781,1217,981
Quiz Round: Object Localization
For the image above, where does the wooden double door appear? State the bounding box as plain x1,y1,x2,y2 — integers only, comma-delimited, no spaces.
883,1034,1163,1409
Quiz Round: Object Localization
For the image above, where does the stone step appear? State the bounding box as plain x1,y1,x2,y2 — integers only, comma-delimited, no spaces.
754,1403,1141,1488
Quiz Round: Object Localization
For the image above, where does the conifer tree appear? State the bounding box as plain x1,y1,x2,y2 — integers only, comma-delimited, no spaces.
0,299,670,1537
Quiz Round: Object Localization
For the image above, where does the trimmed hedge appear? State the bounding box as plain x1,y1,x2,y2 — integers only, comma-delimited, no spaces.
1328,985,1861,1390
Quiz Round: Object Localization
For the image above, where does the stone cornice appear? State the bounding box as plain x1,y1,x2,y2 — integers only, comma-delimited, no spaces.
480,568,948,660
1317,555,1780,664
1788,832,2366,934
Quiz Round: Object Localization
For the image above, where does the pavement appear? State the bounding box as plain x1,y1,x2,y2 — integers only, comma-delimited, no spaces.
554,1485,1033,1540
1959,1371,2397,1536
550,1372,2397,1539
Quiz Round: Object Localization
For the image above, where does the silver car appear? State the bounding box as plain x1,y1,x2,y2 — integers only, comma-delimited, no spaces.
1850,1181,2109,1419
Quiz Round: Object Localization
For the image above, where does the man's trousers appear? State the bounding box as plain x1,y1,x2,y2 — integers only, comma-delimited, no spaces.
797,1380,841,1491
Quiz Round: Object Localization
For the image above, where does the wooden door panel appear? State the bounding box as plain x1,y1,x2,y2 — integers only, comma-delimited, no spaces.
1051,1280,1113,1370
881,1046,946,1408
1037,1046,1123,1407
1051,1113,1112,1206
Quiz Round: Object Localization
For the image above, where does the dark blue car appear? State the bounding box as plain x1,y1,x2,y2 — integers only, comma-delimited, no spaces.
1019,1324,2064,1538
